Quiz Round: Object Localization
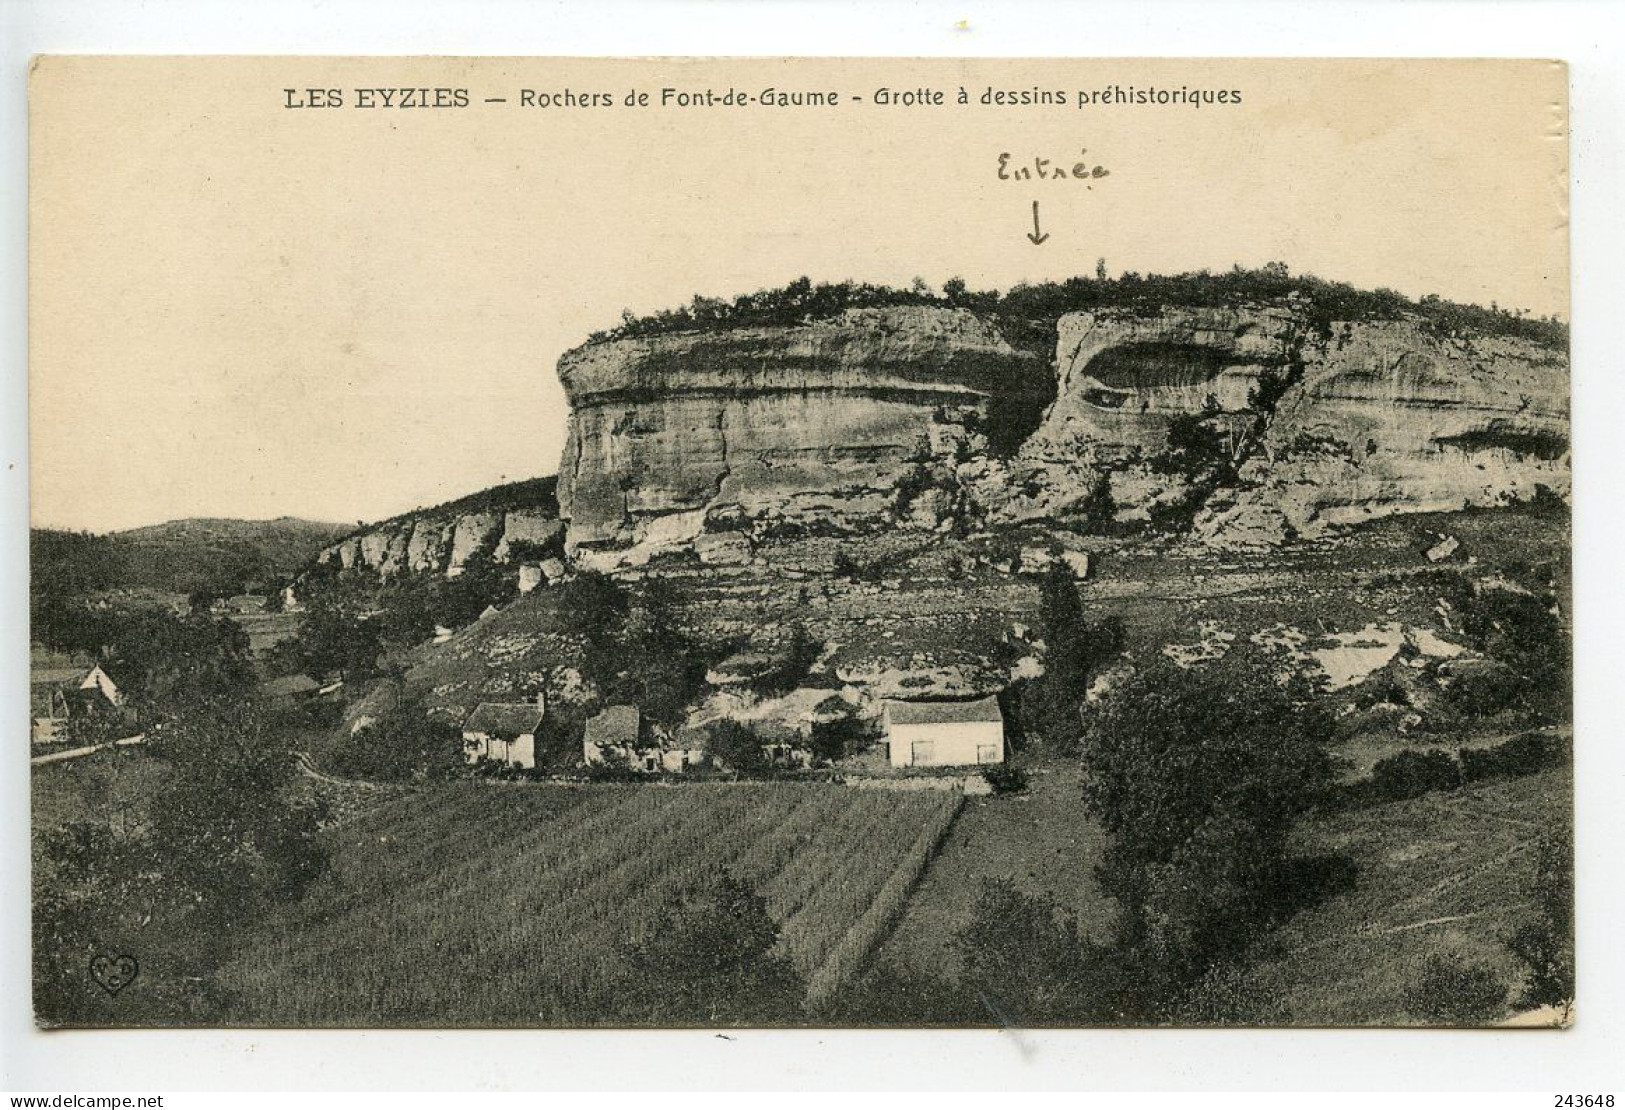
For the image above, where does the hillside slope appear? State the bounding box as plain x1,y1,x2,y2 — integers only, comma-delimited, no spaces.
33,516,351,599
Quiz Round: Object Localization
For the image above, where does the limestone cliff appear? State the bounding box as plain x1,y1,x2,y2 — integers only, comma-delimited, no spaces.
1009,305,1568,543
556,306,1049,567
555,299,1568,561
316,477,564,578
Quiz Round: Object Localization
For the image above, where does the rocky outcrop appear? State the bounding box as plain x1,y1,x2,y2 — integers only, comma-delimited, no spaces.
556,306,1047,567
316,486,563,580
554,300,1567,562
1248,322,1568,535
994,305,1568,540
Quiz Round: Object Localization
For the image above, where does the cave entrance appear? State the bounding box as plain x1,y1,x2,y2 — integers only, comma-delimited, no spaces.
1081,341,1233,392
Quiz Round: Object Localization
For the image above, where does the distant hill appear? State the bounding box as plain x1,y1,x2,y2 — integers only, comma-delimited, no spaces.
33,516,353,601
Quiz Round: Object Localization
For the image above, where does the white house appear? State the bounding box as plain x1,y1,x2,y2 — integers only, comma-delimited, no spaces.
462,696,546,769
882,696,1005,768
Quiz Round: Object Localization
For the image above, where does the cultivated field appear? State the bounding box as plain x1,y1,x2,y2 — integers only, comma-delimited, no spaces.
219,782,962,1025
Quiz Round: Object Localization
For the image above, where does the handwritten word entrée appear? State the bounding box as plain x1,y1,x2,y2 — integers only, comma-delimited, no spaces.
998,149,1110,183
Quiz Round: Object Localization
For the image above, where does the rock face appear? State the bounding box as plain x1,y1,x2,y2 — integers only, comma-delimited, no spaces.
1019,306,1568,538
556,306,1047,567
554,300,1567,562
317,489,563,580
1255,322,1568,534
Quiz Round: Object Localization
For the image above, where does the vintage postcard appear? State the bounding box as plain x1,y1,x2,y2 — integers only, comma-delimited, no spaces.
28,57,1571,1029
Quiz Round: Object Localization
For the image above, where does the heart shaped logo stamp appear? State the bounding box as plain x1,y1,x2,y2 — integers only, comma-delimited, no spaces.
89,954,138,996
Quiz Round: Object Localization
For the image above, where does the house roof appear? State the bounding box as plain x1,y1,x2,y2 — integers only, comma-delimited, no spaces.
30,648,94,688
263,674,321,698
463,702,545,738
585,704,640,745
30,666,90,689
885,696,1004,726
673,726,711,748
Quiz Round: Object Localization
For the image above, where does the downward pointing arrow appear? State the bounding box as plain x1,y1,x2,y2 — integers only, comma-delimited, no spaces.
1027,200,1049,246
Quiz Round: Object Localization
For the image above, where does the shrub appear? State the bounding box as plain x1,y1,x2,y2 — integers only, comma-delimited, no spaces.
1365,749,1462,803
980,764,1030,794
1441,659,1529,717
1458,733,1565,783
613,871,804,1025
1505,832,1574,1011
955,880,1116,1024
326,690,463,782
1404,952,1508,1024
703,719,771,775
589,270,1566,349
580,756,644,783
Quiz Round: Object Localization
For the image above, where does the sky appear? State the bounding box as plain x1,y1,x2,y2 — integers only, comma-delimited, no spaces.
29,57,1568,533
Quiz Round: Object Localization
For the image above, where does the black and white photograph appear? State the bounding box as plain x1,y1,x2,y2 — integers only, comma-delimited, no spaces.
24,54,1578,1038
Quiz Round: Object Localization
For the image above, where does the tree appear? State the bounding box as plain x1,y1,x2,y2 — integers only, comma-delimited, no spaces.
810,713,867,763
1505,831,1574,1012
608,579,710,728
1028,565,1124,751
295,598,382,680
761,624,822,694
1078,645,1339,1001
704,719,769,775
554,569,631,658
376,576,440,651
67,609,256,715
1451,582,1569,717
612,872,803,1024
34,703,328,1025
329,686,464,782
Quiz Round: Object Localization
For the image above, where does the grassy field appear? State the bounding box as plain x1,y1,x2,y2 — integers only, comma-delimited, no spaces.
217,781,962,1025
874,761,1115,979
1235,764,1571,1025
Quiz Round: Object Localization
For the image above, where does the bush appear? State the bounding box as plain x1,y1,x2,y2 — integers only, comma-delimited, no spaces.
703,719,770,775
956,880,1116,1025
1505,832,1574,1011
589,269,1567,349
580,757,645,783
610,871,804,1025
326,691,463,782
1404,952,1508,1024
1458,733,1566,783
980,764,1030,794
1364,749,1462,803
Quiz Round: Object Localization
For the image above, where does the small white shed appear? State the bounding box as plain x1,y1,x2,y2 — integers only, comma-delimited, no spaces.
882,696,1005,768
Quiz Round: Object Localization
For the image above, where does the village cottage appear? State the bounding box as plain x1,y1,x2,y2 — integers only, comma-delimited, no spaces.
583,706,709,773
882,696,1006,768
582,704,642,768
462,695,546,769
30,650,123,742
